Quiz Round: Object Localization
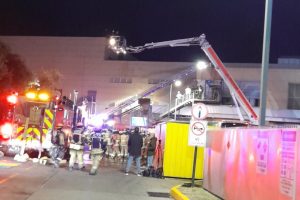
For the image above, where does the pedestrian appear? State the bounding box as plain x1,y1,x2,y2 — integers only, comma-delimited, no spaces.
146,132,157,168
119,131,129,158
89,129,103,175
100,130,107,155
50,123,68,168
185,86,191,99
68,122,86,171
111,131,120,158
103,130,113,158
125,127,143,176
176,91,182,104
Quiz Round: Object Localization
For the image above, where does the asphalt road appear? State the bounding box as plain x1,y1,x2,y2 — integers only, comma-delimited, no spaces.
0,157,185,200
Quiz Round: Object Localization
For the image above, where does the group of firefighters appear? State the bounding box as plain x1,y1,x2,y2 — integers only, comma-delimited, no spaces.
49,123,156,176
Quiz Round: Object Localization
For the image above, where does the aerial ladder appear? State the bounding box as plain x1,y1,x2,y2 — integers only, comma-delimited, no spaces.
108,34,258,124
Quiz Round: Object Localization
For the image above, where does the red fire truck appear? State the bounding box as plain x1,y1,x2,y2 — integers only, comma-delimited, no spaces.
0,92,18,141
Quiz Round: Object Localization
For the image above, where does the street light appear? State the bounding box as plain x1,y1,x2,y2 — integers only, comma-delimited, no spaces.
196,61,208,70
174,80,182,87
169,80,182,119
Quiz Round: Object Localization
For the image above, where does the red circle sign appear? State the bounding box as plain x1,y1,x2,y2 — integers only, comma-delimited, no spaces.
191,122,206,136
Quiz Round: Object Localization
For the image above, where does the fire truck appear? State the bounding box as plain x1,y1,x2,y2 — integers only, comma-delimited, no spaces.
1,83,74,156
0,92,18,141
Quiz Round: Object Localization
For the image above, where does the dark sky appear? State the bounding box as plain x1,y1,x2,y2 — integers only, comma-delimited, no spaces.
0,0,299,63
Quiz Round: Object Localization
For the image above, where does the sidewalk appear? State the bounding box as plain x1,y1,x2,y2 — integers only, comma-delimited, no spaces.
170,181,222,200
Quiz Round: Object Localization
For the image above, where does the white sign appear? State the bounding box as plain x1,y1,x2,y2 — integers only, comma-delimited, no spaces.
280,130,297,198
188,120,207,147
255,132,269,174
191,103,208,120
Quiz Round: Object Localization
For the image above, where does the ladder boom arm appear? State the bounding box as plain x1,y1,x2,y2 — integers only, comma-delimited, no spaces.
108,34,258,123
201,44,258,123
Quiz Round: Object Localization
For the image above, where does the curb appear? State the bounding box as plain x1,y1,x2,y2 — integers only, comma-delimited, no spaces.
170,185,189,200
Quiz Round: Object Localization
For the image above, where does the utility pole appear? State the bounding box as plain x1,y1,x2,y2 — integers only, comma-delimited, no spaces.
259,0,273,126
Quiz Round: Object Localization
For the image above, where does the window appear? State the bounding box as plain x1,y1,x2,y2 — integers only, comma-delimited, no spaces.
110,77,132,84
148,79,167,84
288,83,300,109
87,90,97,102
222,97,233,105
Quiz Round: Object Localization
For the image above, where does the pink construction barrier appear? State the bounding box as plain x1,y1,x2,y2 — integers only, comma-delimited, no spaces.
203,128,299,200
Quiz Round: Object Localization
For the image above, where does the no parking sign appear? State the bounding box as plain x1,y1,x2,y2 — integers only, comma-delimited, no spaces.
188,103,208,146
188,120,207,146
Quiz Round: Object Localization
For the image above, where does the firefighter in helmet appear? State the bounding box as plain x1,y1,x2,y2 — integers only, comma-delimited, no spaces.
119,131,129,158
68,122,86,171
50,123,68,168
103,130,112,158
88,128,103,175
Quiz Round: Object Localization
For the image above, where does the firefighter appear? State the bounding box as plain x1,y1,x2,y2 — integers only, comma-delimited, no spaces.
103,130,112,158
68,122,86,171
50,123,68,168
119,131,129,158
111,131,120,158
88,129,103,175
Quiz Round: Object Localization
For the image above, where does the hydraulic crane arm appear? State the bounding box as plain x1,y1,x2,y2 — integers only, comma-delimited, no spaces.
108,34,258,124
200,41,258,123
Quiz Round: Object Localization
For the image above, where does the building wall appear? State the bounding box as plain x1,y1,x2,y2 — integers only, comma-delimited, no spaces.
1,36,299,114
0,36,192,112
207,64,300,109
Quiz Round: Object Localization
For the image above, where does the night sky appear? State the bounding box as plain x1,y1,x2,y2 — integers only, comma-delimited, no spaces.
0,0,299,63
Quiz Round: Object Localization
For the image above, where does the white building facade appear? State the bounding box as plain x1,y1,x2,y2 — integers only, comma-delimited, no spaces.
1,36,300,124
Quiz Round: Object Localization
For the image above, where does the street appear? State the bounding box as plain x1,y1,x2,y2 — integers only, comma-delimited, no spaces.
0,157,185,200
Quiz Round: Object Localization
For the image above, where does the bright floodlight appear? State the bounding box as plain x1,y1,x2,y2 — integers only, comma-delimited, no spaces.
196,61,208,70
109,37,117,47
108,35,127,54
107,120,115,127
99,113,108,120
174,80,182,87
87,114,104,128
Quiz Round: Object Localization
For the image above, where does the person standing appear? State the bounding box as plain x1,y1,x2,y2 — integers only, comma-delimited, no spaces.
119,131,128,158
89,130,103,175
103,130,112,158
125,127,143,176
176,91,183,104
185,86,192,99
50,123,68,168
68,123,85,171
147,132,157,168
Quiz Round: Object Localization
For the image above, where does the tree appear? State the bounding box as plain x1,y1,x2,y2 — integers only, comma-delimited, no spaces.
0,41,33,93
